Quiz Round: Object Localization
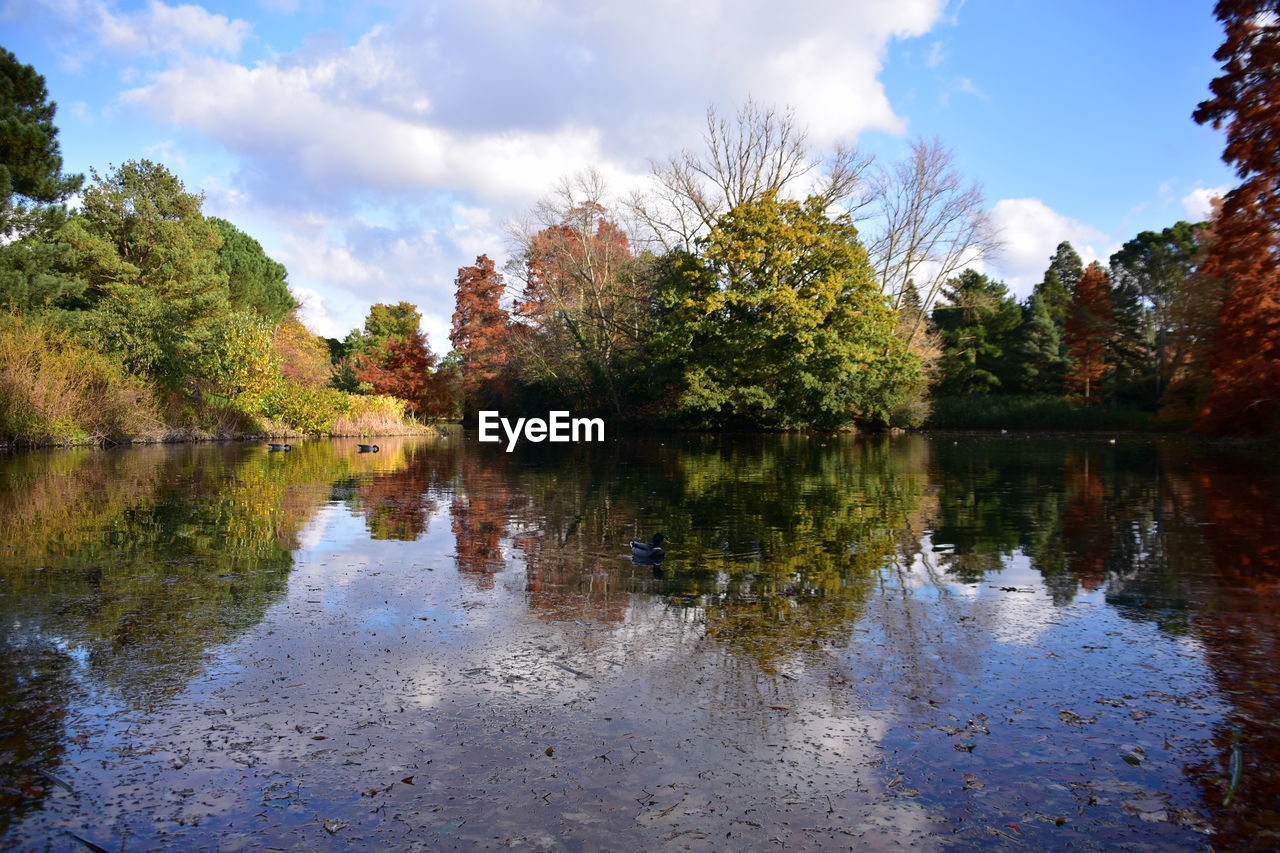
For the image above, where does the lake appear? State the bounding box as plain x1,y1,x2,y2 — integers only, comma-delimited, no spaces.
1,433,1277,850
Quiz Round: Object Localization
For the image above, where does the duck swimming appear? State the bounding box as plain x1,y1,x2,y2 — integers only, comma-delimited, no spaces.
630,533,666,561
357,443,380,453
267,443,292,452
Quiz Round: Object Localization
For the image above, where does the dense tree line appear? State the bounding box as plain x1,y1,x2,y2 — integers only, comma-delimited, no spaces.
445,100,1246,432
0,47,427,442
4,3,1275,440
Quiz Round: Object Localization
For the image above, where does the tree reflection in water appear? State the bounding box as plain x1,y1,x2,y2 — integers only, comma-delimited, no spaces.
0,434,1277,848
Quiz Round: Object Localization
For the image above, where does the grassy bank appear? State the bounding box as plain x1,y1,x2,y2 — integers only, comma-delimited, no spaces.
926,395,1155,432
0,317,434,447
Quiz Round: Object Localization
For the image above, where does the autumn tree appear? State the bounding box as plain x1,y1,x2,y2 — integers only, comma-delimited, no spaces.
511,171,648,415
866,138,999,345
333,301,424,393
1064,262,1114,405
450,254,511,408
1191,0,1280,434
273,310,332,388
893,278,943,416
356,329,440,416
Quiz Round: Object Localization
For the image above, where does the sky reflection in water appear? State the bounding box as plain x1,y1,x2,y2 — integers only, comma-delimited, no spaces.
0,434,1277,850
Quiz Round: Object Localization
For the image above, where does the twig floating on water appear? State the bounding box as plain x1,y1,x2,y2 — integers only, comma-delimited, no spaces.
64,831,111,853
552,662,593,679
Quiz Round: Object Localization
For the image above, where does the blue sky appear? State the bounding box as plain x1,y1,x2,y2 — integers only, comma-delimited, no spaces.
2,0,1235,350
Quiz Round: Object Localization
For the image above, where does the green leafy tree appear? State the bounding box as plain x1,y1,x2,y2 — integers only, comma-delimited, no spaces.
195,310,277,402
0,47,83,313
0,47,81,236
1108,222,1203,400
60,160,227,383
362,302,422,351
1106,269,1150,405
657,191,919,429
931,270,1023,395
209,217,294,323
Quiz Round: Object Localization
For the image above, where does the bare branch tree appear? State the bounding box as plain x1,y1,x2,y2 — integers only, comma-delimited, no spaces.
866,138,1000,347
630,99,874,251
505,169,651,415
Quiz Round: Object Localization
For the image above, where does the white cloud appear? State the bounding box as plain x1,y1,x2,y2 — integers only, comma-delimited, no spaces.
265,209,480,352
1181,185,1227,222
123,0,948,207
18,0,250,59
987,198,1107,299
105,0,950,353
925,39,948,67
291,286,342,339
122,55,620,206
143,139,187,170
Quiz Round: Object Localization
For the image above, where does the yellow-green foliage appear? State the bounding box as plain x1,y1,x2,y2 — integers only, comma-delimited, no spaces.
0,314,162,444
332,394,409,435
244,381,349,435
199,310,278,401
244,378,411,436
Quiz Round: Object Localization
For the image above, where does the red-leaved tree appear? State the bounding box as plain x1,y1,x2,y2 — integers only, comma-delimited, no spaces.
1064,262,1114,405
1192,0,1280,434
450,255,511,407
356,330,445,416
512,173,644,415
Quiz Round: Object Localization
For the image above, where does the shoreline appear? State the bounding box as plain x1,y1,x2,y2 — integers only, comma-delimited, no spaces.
6,423,1273,453
0,423,451,450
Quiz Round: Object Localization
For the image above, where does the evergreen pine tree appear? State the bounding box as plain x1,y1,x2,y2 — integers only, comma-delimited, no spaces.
1013,292,1066,395
1034,241,1084,327
931,270,1022,395
0,47,84,313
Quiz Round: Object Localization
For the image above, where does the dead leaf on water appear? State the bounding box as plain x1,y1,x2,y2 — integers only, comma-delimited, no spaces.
1058,709,1096,727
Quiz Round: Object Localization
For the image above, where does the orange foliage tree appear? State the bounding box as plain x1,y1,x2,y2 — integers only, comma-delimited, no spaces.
1064,261,1113,405
512,174,644,415
355,330,445,417
1192,0,1280,433
449,254,511,407
273,310,332,387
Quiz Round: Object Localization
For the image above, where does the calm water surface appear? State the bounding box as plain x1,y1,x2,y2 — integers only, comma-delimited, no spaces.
1,433,1277,851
